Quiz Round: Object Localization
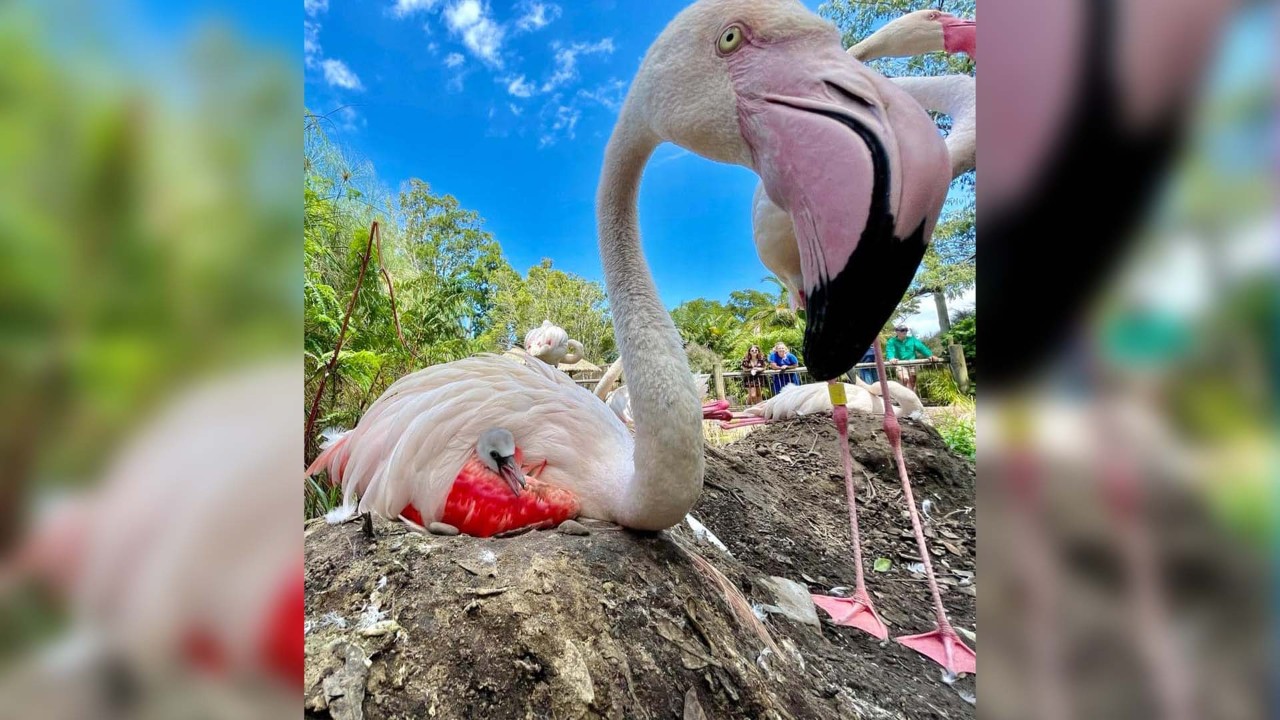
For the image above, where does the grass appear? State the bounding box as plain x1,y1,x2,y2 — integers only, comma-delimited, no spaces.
930,394,976,461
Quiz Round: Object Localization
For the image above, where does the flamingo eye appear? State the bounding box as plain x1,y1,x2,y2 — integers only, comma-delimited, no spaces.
718,25,744,54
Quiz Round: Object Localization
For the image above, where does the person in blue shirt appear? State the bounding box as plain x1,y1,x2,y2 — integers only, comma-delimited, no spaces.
768,342,801,395
856,346,878,384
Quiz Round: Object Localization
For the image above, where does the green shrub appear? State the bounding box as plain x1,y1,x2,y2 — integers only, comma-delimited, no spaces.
936,412,975,460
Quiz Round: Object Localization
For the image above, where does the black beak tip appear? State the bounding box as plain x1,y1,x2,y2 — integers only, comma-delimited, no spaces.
803,292,860,382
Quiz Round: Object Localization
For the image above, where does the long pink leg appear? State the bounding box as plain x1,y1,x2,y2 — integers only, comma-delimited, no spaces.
1006,411,1071,720
876,341,976,674
811,380,888,639
1099,420,1193,720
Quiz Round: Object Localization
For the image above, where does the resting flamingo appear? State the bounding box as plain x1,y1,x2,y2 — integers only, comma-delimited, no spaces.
719,377,925,429
523,320,585,366
306,0,951,569
738,9,976,673
590,360,726,426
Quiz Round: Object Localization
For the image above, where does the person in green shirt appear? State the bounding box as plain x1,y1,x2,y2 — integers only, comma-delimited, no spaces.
885,325,936,392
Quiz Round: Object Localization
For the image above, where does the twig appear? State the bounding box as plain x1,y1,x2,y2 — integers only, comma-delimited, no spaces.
305,221,380,460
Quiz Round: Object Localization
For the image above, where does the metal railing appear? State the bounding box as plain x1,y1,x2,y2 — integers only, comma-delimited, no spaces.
574,357,946,395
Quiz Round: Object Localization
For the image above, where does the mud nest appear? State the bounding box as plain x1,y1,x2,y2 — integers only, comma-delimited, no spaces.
305,414,977,719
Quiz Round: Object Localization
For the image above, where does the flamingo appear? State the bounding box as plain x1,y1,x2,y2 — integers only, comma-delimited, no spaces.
848,8,975,62
523,320,585,366
0,362,302,691
737,10,976,672
590,360,722,426
718,379,925,429
306,0,951,566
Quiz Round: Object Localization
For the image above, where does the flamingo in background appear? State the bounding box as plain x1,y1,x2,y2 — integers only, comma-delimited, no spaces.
523,320,585,366
719,379,925,429
740,9,976,672
849,8,975,62
307,0,950,561
591,359,727,426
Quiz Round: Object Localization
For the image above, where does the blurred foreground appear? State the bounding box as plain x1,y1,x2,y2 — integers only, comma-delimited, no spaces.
980,0,1275,717
0,0,299,717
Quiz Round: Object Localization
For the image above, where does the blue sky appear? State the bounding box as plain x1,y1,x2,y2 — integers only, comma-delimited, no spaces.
304,0,836,312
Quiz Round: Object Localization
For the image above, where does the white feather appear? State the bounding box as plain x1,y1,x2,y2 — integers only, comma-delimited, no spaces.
314,353,635,526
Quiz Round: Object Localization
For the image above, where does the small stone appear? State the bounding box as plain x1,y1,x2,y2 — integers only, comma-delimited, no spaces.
558,519,591,536
359,620,402,637
428,522,460,536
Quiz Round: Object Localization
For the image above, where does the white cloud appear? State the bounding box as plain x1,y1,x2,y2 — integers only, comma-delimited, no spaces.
577,78,626,112
444,52,465,68
541,38,614,92
538,98,581,147
427,42,440,54
304,20,323,68
336,105,366,133
505,74,535,97
321,59,365,91
444,0,506,68
900,287,975,338
305,0,329,17
514,1,561,32
509,103,522,116
390,0,440,18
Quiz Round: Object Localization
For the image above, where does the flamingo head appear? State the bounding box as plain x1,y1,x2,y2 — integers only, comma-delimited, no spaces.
848,9,975,62
619,0,950,380
476,428,525,496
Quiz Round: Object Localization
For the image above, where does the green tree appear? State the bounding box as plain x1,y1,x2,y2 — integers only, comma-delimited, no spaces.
670,298,739,357
480,259,617,363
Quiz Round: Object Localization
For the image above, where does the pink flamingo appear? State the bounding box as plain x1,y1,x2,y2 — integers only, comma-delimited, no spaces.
306,0,950,546
718,378,925,429
1,363,302,689
523,320,585,366
741,9,977,673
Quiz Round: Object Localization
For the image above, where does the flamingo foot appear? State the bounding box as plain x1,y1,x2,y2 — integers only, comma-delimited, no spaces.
811,590,888,640
896,625,977,675
701,399,730,413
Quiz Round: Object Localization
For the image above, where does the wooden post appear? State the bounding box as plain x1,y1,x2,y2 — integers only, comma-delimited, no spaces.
948,343,970,393
713,359,726,402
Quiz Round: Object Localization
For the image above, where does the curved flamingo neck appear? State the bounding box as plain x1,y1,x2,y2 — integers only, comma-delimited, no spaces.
891,76,976,178
596,113,704,530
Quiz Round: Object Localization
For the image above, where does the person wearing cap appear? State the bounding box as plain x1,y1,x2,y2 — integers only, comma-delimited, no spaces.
885,326,936,392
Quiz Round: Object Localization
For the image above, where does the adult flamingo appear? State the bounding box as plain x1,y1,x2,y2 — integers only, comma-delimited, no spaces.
1,363,302,692
741,10,976,673
307,0,951,574
719,377,925,429
523,320,585,366
848,8,975,62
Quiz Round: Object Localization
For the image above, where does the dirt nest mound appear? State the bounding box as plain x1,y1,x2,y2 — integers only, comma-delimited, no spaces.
304,414,976,719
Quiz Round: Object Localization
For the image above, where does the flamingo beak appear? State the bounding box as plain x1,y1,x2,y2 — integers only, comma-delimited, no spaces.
938,15,976,58
496,455,525,497
733,36,950,380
